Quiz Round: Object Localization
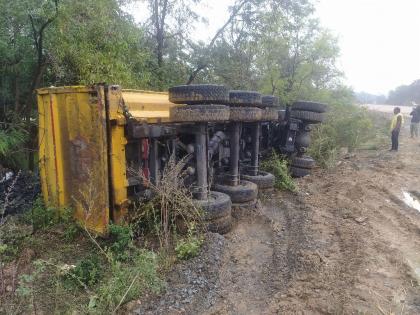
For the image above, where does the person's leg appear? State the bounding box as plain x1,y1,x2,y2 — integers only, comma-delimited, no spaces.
415,123,419,137
411,123,415,138
391,131,396,150
394,129,400,151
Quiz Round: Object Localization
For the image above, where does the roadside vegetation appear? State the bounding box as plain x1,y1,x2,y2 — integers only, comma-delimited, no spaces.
0,157,204,314
296,87,390,168
261,153,296,192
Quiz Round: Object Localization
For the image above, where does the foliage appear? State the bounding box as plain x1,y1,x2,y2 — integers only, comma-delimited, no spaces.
92,250,162,313
308,103,375,168
387,79,420,105
261,152,296,191
175,224,203,260
0,120,28,168
107,224,134,261
130,155,203,247
65,255,102,288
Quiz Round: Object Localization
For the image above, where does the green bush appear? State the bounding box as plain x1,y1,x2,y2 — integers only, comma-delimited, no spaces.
261,152,296,191
25,198,75,231
308,104,375,168
67,255,103,287
174,223,203,260
0,122,28,168
107,224,134,261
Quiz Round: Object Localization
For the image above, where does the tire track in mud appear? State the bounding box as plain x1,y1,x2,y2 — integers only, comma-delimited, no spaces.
204,196,312,315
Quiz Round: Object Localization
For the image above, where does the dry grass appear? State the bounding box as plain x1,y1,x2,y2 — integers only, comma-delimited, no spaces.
129,154,203,247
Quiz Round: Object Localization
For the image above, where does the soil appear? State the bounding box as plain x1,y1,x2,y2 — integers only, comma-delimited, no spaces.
133,123,420,314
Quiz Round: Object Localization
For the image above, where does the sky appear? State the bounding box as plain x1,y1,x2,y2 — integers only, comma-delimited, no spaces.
128,0,420,95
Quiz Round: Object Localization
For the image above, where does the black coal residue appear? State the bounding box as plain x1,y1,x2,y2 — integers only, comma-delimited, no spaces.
0,170,41,217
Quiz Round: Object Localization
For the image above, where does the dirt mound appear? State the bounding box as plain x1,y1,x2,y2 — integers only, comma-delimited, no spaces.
0,170,40,216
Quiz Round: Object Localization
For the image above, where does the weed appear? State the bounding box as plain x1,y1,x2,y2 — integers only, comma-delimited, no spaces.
92,250,162,313
107,224,134,261
25,198,56,229
261,152,296,191
130,154,203,247
175,224,203,260
65,255,102,288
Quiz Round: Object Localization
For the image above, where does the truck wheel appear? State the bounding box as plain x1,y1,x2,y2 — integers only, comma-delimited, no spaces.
291,156,316,169
193,191,232,220
168,84,229,104
292,101,328,113
261,95,282,108
261,108,279,121
207,215,232,234
229,107,262,122
229,90,262,106
290,166,311,178
290,110,325,124
170,105,230,122
241,171,275,190
213,180,258,203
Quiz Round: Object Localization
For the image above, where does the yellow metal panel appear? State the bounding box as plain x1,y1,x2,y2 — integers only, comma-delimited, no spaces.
122,89,176,123
37,86,110,234
106,86,129,223
110,124,129,224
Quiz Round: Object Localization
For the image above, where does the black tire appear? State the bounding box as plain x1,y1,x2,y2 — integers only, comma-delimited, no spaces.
207,215,232,234
168,84,229,105
290,166,311,178
229,107,262,122
194,191,232,220
229,90,262,106
295,132,311,148
290,110,325,124
291,156,316,169
292,101,328,113
260,108,279,121
241,171,275,190
278,110,286,121
213,180,258,203
170,105,230,122
261,95,281,107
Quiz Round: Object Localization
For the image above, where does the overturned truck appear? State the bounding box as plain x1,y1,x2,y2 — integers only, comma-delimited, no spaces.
37,84,326,235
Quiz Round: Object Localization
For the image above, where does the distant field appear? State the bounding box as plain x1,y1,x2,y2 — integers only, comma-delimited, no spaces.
361,104,414,115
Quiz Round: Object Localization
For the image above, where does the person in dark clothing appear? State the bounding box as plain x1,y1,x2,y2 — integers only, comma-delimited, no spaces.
390,107,403,151
410,105,420,138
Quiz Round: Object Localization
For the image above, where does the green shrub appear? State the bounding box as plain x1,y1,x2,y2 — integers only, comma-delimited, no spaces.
66,255,102,288
308,104,375,168
175,225,203,260
0,122,28,168
25,198,75,231
107,224,134,261
261,152,296,191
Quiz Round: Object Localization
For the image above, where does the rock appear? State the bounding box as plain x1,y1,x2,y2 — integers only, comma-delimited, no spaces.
354,217,368,224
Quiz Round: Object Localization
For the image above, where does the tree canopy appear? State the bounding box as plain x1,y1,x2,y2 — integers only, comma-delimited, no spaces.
0,0,352,168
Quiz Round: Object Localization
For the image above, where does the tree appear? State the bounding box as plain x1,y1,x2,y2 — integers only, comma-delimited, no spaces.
141,0,200,89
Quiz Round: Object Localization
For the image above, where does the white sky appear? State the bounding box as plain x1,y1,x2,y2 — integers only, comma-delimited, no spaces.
128,0,420,95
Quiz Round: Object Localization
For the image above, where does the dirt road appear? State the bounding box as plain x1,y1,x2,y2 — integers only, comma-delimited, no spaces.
135,125,420,314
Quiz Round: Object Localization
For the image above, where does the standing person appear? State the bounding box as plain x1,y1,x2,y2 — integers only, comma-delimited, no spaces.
390,107,404,151
410,105,420,138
